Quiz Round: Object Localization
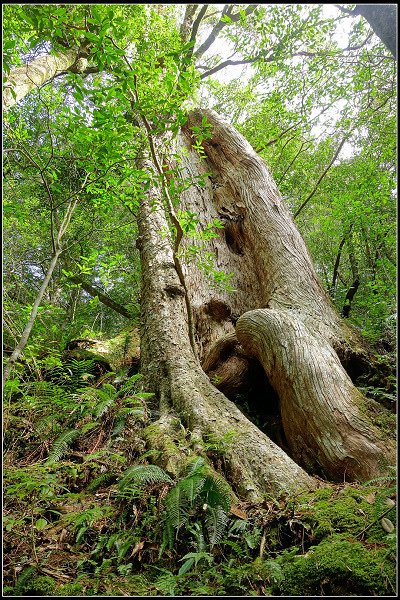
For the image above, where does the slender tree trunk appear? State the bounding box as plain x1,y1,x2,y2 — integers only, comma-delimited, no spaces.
3,195,80,386
137,108,394,497
3,249,62,385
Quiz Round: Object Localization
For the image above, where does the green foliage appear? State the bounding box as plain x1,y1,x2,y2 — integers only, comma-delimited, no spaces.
3,4,397,596
118,464,173,490
47,429,82,463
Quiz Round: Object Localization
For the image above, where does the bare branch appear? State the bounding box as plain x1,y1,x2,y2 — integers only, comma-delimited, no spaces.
294,137,348,218
67,275,133,318
194,5,258,60
188,5,209,56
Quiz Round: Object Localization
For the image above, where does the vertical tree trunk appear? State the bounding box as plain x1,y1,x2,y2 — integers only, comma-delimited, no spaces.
137,161,316,500
3,249,62,385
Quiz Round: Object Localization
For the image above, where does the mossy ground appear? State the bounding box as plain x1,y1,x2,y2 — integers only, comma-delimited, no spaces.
3,361,397,596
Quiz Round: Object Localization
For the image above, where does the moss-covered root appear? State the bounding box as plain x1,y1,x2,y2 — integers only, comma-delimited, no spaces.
275,535,396,596
142,414,188,476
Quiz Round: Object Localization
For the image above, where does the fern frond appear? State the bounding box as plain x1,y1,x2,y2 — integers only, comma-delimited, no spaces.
13,566,37,595
119,464,173,490
46,429,81,463
202,473,231,512
164,484,190,530
111,418,126,438
174,473,206,505
184,456,207,476
94,395,115,418
116,374,142,397
160,521,175,554
86,472,115,492
35,415,62,437
205,505,228,547
116,402,146,420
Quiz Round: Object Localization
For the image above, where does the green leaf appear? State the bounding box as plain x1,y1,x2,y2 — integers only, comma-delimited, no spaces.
35,518,48,530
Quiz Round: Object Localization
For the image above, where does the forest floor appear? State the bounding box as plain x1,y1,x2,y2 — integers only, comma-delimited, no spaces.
3,354,397,597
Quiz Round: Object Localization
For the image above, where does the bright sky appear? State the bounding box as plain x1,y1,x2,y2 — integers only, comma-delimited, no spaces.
198,4,356,159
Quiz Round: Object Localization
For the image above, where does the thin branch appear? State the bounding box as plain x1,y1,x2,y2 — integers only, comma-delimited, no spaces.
255,122,302,153
334,5,357,16
194,5,258,60
188,5,209,58
278,140,312,185
294,137,348,218
200,54,269,79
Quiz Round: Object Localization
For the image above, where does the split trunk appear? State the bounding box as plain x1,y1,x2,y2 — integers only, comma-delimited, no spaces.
137,109,394,499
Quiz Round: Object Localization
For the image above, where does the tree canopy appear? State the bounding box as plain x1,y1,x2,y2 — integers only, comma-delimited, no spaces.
3,3,396,357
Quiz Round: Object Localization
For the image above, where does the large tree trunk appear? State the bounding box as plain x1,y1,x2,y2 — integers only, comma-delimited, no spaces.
137,161,315,500
138,109,394,498
355,4,397,58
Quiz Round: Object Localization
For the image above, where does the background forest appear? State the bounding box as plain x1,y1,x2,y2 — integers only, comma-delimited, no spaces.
2,3,397,597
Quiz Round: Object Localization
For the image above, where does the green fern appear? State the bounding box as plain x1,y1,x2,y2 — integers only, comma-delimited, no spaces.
205,504,229,547
86,472,116,492
176,473,206,505
111,417,126,438
184,456,207,476
160,460,232,552
46,429,81,463
91,383,117,417
35,414,62,437
13,566,38,596
202,473,231,512
118,464,173,490
164,484,190,531
116,373,142,397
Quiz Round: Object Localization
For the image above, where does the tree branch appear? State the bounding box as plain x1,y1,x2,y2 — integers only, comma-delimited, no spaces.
179,5,200,44
188,5,209,57
194,5,258,60
67,275,133,318
294,136,348,218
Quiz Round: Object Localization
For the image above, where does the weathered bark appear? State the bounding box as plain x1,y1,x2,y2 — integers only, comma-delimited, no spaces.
167,109,394,483
236,309,389,481
3,49,87,110
138,161,316,500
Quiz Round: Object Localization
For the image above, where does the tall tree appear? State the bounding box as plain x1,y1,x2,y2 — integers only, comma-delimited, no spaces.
3,4,396,498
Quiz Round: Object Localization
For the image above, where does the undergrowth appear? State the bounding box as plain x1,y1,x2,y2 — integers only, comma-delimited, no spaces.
3,355,397,596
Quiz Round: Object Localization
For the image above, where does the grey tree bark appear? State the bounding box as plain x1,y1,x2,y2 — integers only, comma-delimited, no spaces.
355,4,397,58
137,160,316,500
136,108,394,497
3,49,84,110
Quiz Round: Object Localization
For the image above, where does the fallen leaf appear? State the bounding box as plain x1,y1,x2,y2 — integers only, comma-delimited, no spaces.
130,540,144,558
231,505,247,519
381,517,394,533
